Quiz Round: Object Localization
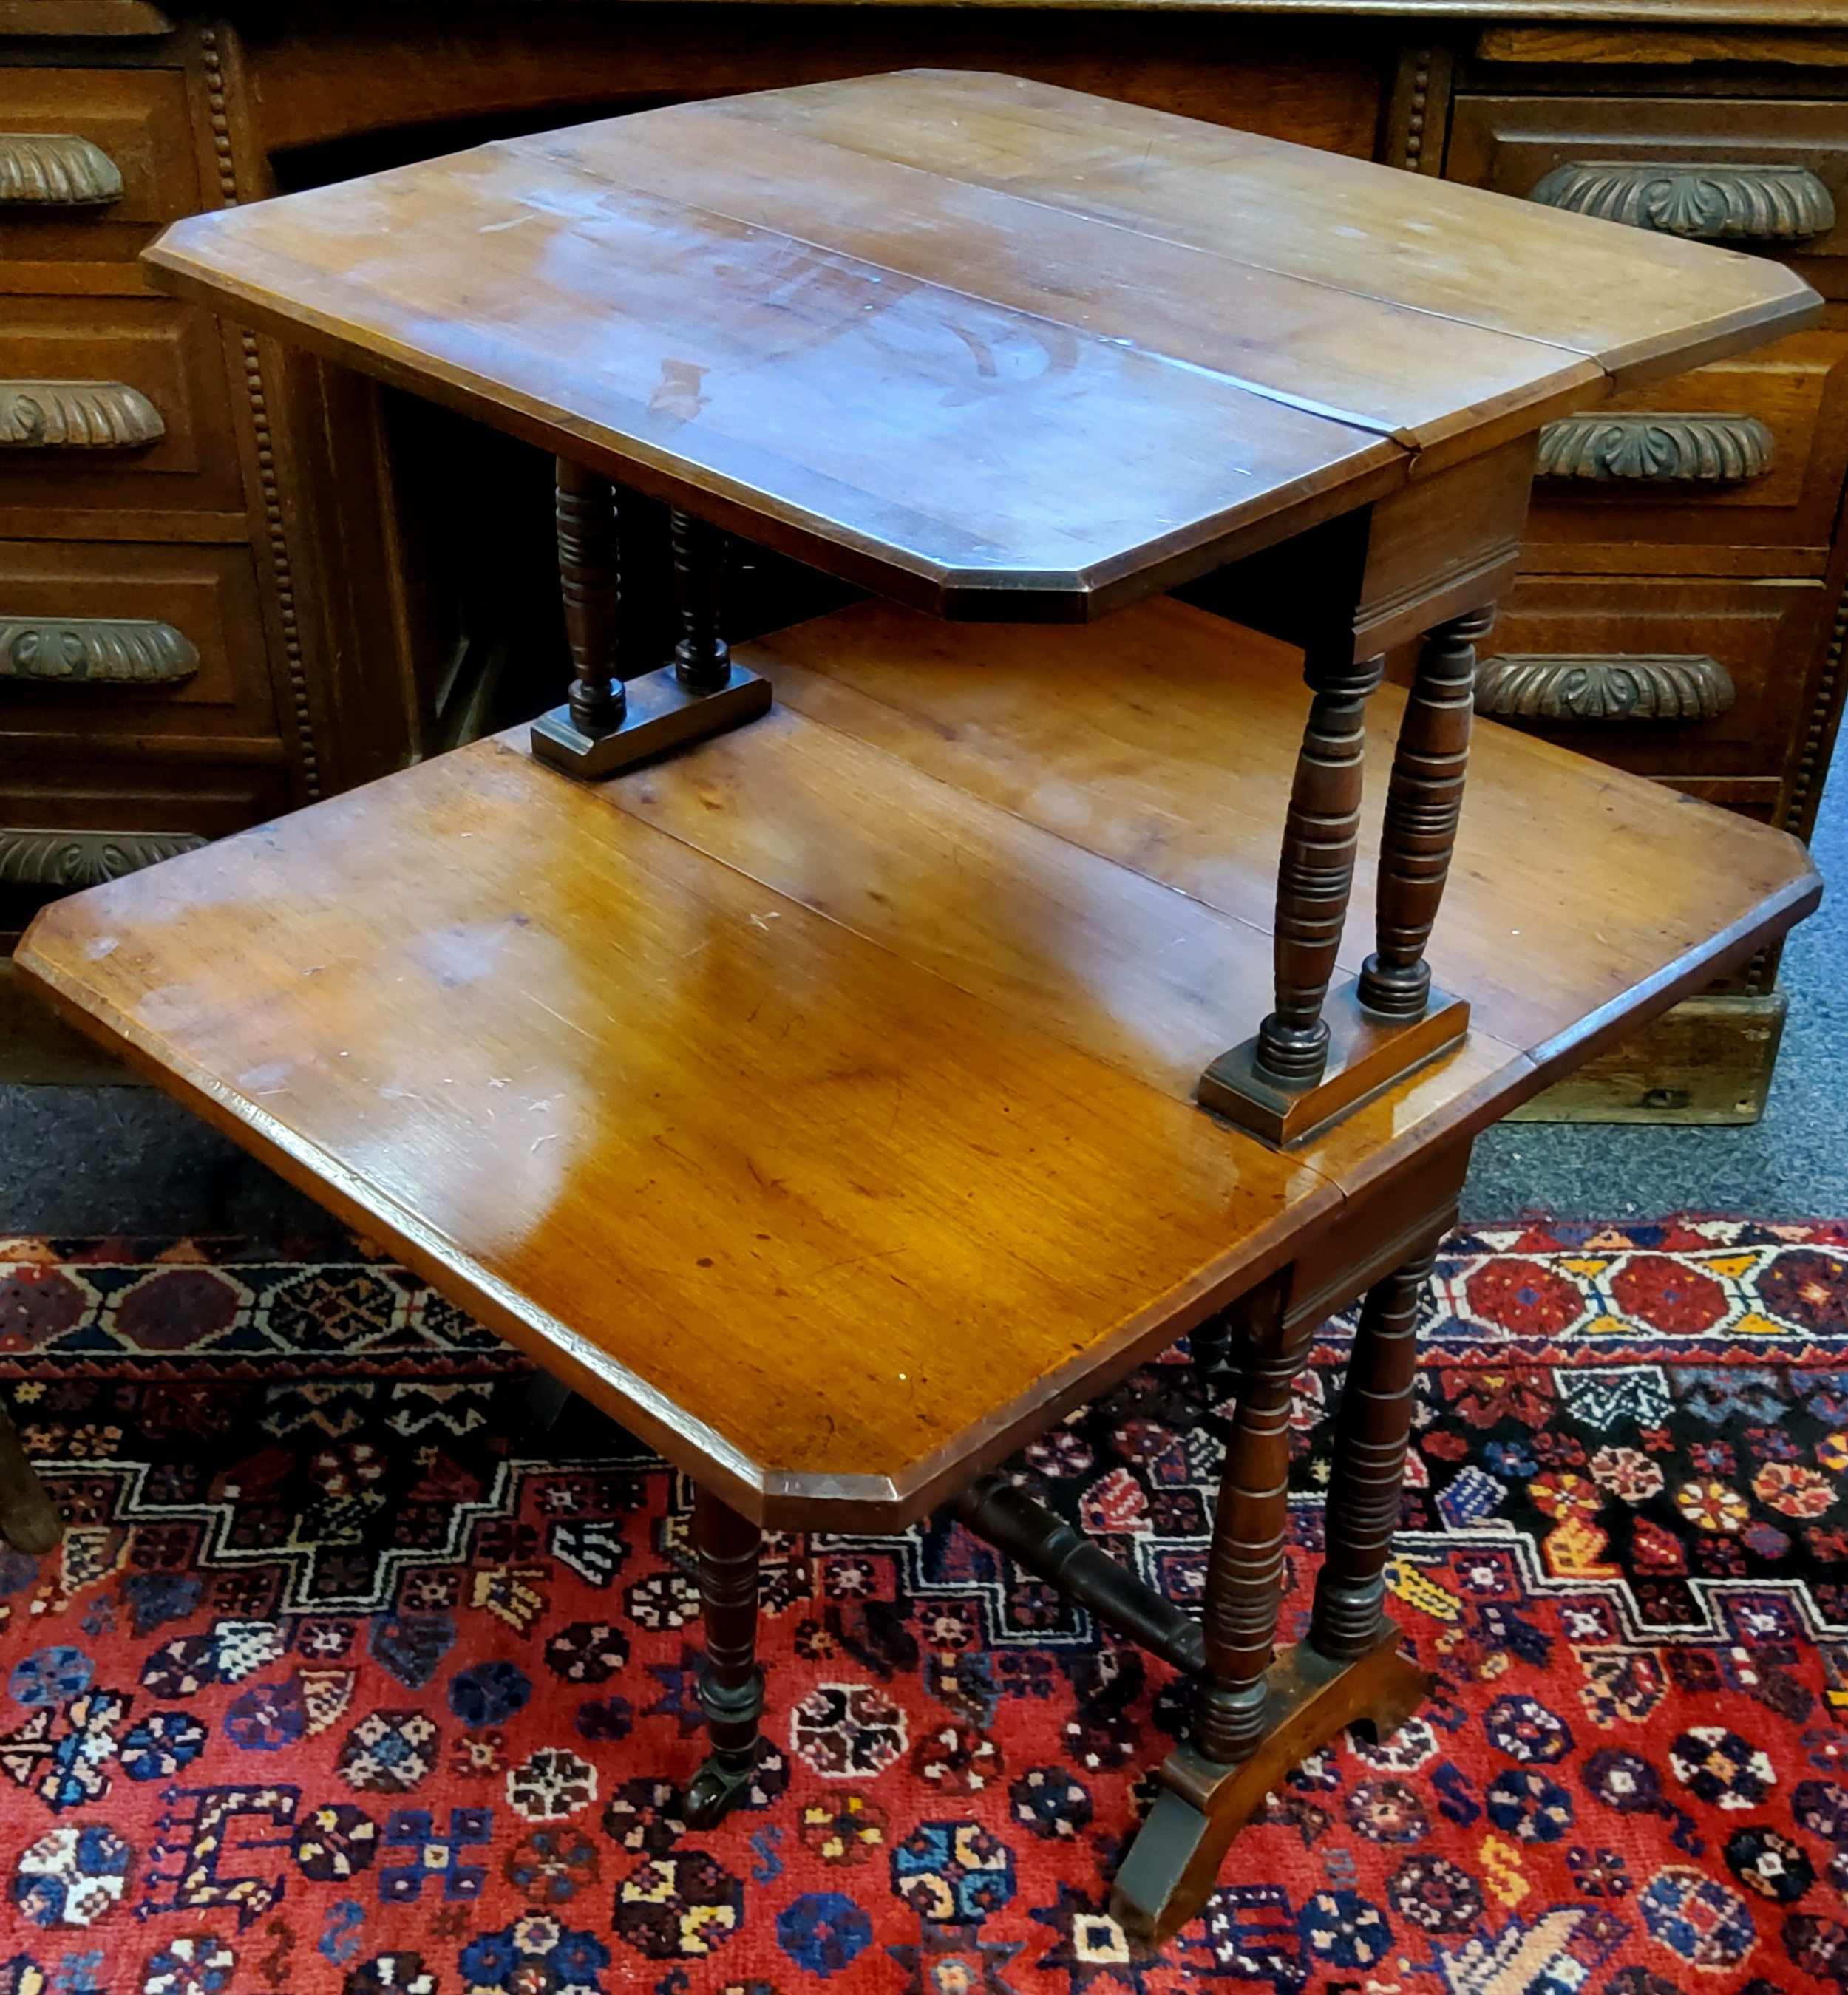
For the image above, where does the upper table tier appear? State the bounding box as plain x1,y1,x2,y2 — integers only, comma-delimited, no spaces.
143,69,1819,620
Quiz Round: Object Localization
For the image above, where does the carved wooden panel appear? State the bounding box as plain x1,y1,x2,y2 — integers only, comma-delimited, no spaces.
0,827,203,888
1446,98,1848,300
0,380,162,449
0,541,278,747
1529,161,1835,242
1524,326,1848,556
1477,652,1736,723
0,615,196,684
1536,412,1773,484
1477,573,1830,786
0,298,244,527
0,133,120,207
0,70,200,274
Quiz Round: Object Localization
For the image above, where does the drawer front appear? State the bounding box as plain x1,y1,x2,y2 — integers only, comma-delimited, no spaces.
0,295,244,528
1473,572,1830,784
0,67,200,277
1526,325,1848,555
0,541,279,748
1448,95,1848,297
0,755,290,908
0,764,288,851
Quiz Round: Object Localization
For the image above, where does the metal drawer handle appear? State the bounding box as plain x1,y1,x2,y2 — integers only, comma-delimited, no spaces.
0,381,163,449
0,615,198,684
1477,652,1736,723
0,828,205,888
0,133,123,208
1537,412,1775,483
1529,160,1835,242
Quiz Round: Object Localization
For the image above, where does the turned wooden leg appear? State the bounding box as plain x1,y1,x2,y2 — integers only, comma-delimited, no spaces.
531,486,767,779
0,1402,61,1557
1358,606,1492,1020
1199,635,1470,1146
669,508,730,693
557,456,625,738
684,1483,765,1828
1110,1245,1436,1947
1310,1235,1443,1661
1192,1302,1317,1767
1189,1311,1237,1396
1112,1261,1435,1945
1252,655,1384,1088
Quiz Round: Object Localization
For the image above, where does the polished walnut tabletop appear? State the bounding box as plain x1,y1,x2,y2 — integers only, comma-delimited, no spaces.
17,599,1818,1528
141,69,1818,618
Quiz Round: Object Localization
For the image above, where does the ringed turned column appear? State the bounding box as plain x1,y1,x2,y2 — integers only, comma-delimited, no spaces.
1251,652,1385,1087
684,1483,767,1826
669,507,731,694
1192,1288,1319,1767
529,486,769,780
1309,1232,1446,1661
556,456,625,738
1359,606,1494,1021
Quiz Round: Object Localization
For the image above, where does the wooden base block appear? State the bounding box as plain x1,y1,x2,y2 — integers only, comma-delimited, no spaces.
531,663,771,779
1111,1631,1431,1946
1198,981,1469,1147
1509,991,1786,1124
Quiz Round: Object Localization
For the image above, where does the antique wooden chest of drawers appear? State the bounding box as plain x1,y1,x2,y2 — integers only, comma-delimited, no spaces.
0,25,299,970
1433,24,1848,1115
3,4,1845,1117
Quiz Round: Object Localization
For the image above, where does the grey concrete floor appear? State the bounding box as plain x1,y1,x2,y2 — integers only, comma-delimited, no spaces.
1464,755,1847,1223
1,764,1842,1238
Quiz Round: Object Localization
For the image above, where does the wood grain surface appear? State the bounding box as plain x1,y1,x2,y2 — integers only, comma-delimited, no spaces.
140,69,1815,618
18,597,1818,1525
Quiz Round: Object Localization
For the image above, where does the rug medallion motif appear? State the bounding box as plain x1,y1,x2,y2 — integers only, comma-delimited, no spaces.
0,1219,1844,1994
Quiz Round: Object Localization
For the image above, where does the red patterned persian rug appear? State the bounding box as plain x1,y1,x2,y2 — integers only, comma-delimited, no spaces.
0,1219,1846,1995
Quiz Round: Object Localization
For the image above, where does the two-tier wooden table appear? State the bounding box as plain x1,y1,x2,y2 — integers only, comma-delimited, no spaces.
13,71,1824,1942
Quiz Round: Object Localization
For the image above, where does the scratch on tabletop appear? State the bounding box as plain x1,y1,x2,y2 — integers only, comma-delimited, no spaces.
523,990,596,1041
